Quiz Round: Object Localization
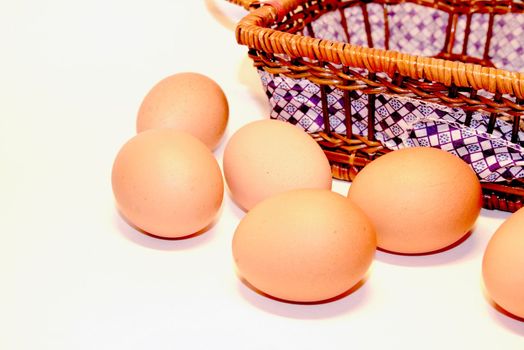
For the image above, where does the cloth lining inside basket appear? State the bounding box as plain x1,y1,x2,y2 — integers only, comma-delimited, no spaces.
259,69,524,182
303,2,524,72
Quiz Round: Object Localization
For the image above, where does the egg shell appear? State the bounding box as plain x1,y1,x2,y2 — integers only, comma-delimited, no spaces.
111,129,223,238
223,119,332,211
348,147,482,254
482,207,524,319
136,72,228,150
232,189,376,303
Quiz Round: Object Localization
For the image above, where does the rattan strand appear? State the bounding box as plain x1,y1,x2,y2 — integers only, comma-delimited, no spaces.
234,1,524,99
228,0,524,211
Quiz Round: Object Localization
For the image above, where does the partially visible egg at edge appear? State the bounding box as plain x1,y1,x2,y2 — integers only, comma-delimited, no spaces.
482,207,524,319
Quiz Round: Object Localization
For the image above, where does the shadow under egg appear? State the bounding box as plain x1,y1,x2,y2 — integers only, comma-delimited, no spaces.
481,283,524,335
375,229,479,267
491,301,524,324
235,269,372,319
113,205,218,250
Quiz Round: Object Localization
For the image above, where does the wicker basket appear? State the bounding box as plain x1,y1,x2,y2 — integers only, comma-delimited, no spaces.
228,0,524,212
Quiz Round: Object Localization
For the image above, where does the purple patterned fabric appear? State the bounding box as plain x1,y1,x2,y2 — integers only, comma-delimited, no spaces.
259,69,524,182
452,14,490,61
264,2,524,182
305,2,524,72
490,14,524,71
387,3,449,57
306,8,347,44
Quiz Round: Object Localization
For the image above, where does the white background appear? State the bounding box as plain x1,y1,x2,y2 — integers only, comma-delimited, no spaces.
1,1,523,349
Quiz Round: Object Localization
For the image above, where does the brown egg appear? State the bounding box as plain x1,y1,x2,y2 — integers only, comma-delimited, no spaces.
232,189,376,303
482,208,524,319
348,147,482,254
111,129,223,238
136,72,228,150
223,119,332,211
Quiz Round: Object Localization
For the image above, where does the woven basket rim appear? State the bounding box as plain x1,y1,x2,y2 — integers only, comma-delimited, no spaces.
233,0,524,99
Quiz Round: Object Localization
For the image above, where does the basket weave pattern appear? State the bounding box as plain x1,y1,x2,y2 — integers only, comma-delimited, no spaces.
231,0,524,212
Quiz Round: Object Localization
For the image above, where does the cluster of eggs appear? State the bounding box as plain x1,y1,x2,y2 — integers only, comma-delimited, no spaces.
111,72,524,318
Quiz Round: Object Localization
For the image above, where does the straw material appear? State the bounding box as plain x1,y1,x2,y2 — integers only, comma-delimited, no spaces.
228,0,524,212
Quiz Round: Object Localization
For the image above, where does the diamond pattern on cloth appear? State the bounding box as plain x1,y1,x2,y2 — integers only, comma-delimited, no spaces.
260,70,371,136
452,15,467,55
452,13,490,61
366,3,386,49
408,119,524,181
386,3,448,57
258,4,524,182
306,9,347,43
343,6,367,47
490,14,524,72
303,3,524,73
258,69,524,182
451,13,524,71
305,4,385,48
259,71,323,133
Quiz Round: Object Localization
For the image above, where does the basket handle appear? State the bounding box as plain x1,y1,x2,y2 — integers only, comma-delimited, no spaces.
226,0,289,19
226,0,258,10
